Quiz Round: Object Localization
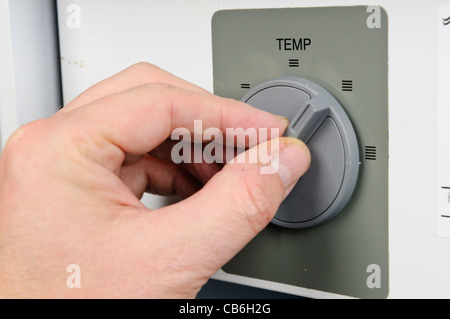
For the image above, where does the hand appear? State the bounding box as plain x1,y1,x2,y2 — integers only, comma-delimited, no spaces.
0,63,310,298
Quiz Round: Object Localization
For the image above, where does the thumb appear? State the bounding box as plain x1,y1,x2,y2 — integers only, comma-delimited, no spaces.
150,137,310,275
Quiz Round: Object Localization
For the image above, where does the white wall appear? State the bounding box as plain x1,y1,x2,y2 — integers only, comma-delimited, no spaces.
55,0,450,298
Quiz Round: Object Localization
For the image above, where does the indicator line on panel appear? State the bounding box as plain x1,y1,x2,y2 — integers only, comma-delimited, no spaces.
442,186,450,189
443,16,450,25
288,59,299,67
441,215,450,218
341,80,353,92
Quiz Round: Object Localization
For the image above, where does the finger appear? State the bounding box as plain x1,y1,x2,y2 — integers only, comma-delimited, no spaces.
130,137,311,277
149,139,224,184
119,154,203,199
60,62,209,113
56,83,288,171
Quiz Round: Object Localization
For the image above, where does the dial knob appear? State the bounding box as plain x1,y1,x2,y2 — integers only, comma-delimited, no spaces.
241,77,359,229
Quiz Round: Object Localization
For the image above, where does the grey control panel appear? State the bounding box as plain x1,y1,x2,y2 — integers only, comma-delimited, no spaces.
242,76,359,228
212,6,388,298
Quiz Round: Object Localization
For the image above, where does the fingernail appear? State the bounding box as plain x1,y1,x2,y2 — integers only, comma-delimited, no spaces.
276,137,311,190
277,116,290,133
276,115,289,123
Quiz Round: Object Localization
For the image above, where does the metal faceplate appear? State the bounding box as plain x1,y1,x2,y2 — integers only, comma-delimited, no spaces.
212,6,388,298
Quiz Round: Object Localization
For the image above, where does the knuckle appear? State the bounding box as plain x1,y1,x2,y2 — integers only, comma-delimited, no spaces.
5,119,48,152
129,61,161,74
2,119,50,171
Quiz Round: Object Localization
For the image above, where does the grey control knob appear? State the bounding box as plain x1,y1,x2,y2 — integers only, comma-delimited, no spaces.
241,76,359,229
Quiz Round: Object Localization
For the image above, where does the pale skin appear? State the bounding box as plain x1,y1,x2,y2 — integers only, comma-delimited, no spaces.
0,63,310,298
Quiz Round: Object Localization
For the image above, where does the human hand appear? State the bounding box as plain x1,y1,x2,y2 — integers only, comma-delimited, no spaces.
0,63,310,298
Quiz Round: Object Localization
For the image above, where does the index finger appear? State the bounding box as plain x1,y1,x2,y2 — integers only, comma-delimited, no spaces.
57,83,288,169
60,62,210,113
